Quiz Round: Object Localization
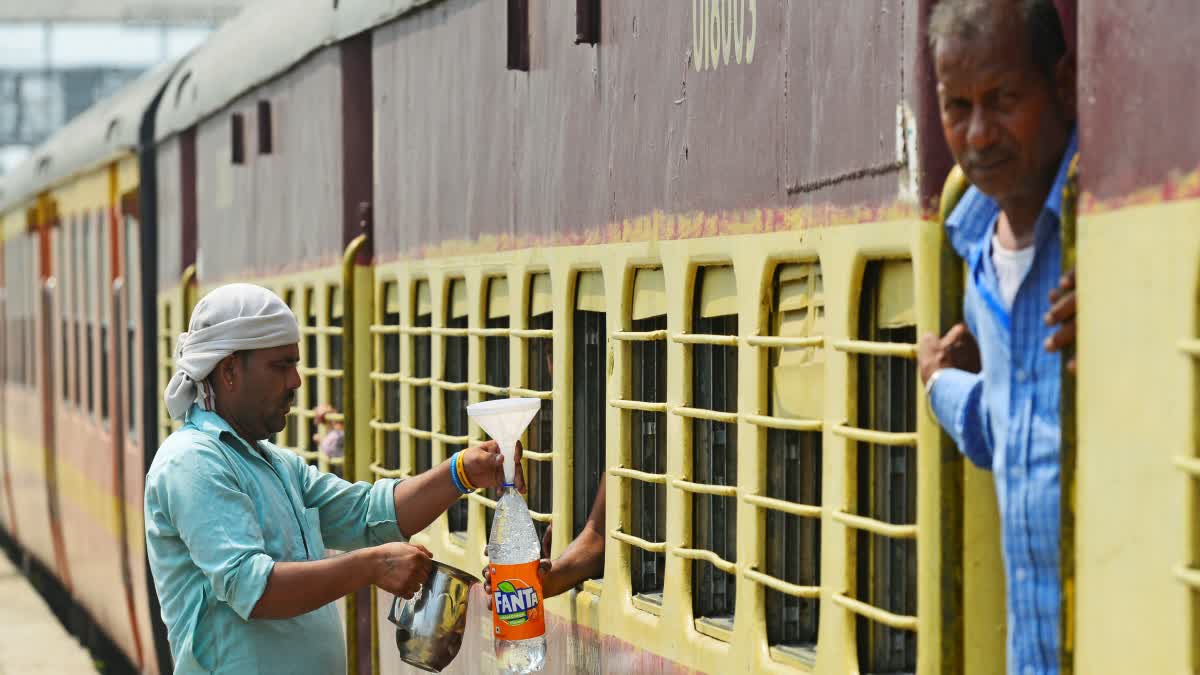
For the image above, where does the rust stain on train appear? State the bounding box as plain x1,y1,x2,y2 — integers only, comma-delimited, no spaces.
379,201,923,264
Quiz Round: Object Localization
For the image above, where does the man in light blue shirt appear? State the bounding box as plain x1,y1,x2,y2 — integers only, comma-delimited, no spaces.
146,284,520,674
920,1,1078,673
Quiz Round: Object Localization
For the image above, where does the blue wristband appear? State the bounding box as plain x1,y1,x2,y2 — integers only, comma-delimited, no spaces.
447,451,470,494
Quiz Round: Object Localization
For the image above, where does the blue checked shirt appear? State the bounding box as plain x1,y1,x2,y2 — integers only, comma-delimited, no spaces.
929,131,1077,675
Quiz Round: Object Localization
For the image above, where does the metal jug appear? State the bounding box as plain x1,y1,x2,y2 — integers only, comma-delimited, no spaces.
387,560,480,673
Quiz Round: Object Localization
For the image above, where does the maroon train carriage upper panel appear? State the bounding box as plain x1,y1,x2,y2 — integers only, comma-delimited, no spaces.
193,49,346,284
372,0,926,259
1078,0,1200,204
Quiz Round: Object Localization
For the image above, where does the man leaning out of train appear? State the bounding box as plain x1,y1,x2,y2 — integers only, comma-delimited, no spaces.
144,283,525,674
918,0,1078,673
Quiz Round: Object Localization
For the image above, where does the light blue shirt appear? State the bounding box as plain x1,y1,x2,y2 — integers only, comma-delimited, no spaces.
930,130,1077,675
145,405,403,674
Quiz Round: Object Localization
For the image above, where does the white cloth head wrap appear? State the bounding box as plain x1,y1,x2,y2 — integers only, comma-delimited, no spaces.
164,283,300,420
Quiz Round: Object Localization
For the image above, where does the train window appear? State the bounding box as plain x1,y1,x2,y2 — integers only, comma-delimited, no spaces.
58,225,68,401
412,281,433,475
74,216,84,407
854,260,918,674
484,277,510,399
374,282,401,473
159,302,174,442
481,277,513,538
257,100,273,155
328,286,344,414
575,0,601,45
507,0,530,71
573,271,606,539
281,288,299,450
444,279,470,535
124,213,139,435
683,265,739,636
623,267,668,605
325,286,345,477
100,210,110,423
303,288,319,462
525,273,554,543
761,262,824,661
84,215,94,414
231,113,246,165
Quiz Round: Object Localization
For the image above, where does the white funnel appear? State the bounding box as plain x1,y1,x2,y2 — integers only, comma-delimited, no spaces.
466,397,541,485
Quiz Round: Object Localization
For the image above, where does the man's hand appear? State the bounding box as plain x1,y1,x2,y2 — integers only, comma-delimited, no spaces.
918,323,982,385
1044,269,1077,372
366,542,434,599
463,440,527,493
482,559,555,611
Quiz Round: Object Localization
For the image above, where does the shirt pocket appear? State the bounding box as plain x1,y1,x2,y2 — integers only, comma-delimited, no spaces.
303,507,327,560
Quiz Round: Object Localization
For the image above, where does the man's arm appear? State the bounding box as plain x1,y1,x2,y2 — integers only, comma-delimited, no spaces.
540,480,605,598
296,440,524,546
483,480,606,603
391,440,525,538
919,323,993,469
251,542,433,619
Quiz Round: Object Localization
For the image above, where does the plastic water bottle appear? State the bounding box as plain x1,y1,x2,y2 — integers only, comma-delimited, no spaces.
488,486,547,674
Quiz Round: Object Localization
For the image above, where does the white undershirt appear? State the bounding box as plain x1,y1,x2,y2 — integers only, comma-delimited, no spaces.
991,234,1036,310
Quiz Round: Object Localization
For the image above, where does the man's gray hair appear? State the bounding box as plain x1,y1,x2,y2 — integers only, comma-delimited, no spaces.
929,0,1067,78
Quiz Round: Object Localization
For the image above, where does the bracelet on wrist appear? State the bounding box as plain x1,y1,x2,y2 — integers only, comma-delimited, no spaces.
448,451,470,494
456,450,478,491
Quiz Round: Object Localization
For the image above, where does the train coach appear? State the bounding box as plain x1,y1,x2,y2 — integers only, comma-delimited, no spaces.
0,1,1196,674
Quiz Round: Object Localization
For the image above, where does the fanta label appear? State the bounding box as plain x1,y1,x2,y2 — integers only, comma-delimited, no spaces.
490,561,545,641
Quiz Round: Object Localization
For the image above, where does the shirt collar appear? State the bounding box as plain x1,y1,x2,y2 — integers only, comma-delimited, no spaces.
186,405,268,458
945,127,1079,258
186,404,238,439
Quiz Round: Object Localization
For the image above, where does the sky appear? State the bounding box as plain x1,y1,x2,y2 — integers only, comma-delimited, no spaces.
0,21,212,69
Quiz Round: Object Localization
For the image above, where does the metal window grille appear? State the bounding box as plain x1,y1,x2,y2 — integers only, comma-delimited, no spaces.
326,289,345,477
855,261,918,675
630,313,667,599
413,288,433,475
58,228,68,401
380,283,401,471
525,276,554,544
369,281,406,481
763,263,824,654
282,289,298,450
481,280,511,540
100,214,110,422
444,280,469,534
303,289,319,463
101,323,110,420
573,296,606,539
329,301,344,415
159,303,174,441
74,217,84,406
84,218,94,413
690,266,739,627
124,215,138,435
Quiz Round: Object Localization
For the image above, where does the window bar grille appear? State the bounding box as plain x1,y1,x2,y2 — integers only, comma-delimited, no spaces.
444,284,469,534
573,303,606,539
854,261,919,674
689,269,739,630
524,290,554,544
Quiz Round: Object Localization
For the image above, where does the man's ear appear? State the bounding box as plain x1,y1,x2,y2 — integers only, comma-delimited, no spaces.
216,354,240,390
1054,51,1077,121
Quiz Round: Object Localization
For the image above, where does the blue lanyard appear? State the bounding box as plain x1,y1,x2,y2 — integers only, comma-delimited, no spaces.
969,245,1012,334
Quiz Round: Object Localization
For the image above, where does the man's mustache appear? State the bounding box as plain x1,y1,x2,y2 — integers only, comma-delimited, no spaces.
963,149,1012,171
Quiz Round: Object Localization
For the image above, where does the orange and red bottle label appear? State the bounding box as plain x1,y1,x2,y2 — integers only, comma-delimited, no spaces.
490,561,545,641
